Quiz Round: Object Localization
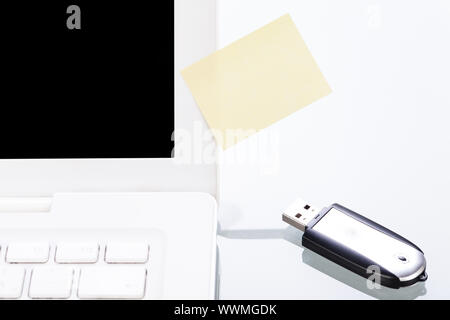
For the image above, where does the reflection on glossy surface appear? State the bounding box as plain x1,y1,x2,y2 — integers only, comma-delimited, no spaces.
302,249,427,300
219,225,427,299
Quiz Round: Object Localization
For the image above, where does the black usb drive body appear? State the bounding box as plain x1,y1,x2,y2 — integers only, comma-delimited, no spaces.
282,199,427,289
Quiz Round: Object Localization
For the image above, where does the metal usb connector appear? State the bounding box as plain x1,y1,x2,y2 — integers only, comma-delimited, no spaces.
282,198,320,232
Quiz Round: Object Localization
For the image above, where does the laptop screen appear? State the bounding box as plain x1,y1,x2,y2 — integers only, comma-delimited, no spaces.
1,1,174,158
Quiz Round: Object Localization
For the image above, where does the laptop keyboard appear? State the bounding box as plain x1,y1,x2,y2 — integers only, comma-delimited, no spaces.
0,229,165,299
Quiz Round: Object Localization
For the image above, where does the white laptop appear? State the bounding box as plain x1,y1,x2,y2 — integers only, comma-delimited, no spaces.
0,0,218,300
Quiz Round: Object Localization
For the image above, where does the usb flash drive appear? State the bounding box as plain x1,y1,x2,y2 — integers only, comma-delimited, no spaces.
282,198,427,288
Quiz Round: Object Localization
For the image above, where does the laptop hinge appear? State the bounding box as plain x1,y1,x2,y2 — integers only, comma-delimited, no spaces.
0,197,52,213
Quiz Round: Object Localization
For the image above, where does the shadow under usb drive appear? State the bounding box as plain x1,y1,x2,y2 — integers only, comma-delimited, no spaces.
219,226,427,300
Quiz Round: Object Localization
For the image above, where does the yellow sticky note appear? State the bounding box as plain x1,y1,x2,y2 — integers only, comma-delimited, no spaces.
182,14,331,149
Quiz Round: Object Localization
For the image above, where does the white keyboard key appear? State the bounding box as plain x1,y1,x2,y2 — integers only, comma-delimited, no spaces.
56,243,99,263
29,267,73,299
105,243,149,263
6,243,50,263
0,267,25,299
78,267,147,299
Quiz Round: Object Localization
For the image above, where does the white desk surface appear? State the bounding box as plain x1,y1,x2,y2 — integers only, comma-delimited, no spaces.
215,0,450,299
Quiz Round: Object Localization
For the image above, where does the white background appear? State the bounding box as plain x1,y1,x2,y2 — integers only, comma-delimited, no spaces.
216,0,450,299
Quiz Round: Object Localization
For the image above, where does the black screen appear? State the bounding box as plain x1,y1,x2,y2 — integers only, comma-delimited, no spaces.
1,1,174,158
